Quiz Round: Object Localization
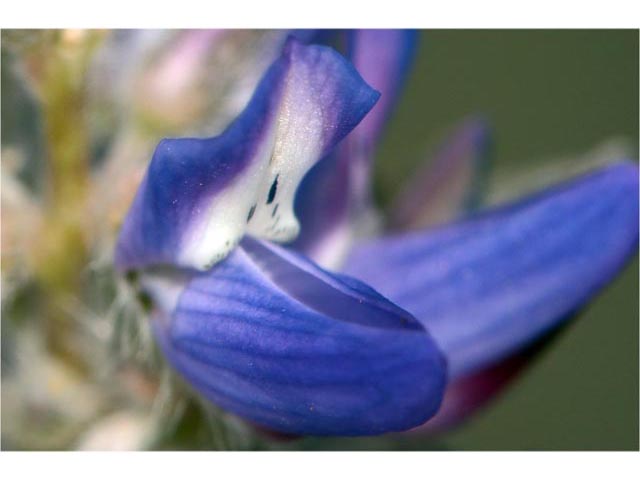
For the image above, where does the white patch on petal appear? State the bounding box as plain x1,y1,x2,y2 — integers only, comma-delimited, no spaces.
246,74,324,243
178,127,277,270
177,47,342,271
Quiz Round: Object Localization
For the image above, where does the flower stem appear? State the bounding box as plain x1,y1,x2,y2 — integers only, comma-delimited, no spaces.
25,30,104,373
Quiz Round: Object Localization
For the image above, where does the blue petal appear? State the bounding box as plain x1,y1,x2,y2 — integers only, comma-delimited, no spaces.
389,116,492,230
289,152,354,268
343,162,639,378
149,237,446,436
289,30,419,267
348,29,419,146
115,37,380,272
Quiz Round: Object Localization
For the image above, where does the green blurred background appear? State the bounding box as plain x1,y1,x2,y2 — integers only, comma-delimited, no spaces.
373,30,639,450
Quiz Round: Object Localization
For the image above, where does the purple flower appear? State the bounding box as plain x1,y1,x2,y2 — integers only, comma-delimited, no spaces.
115,31,638,437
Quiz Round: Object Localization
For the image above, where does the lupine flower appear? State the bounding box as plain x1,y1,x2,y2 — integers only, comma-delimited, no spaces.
115,31,639,437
